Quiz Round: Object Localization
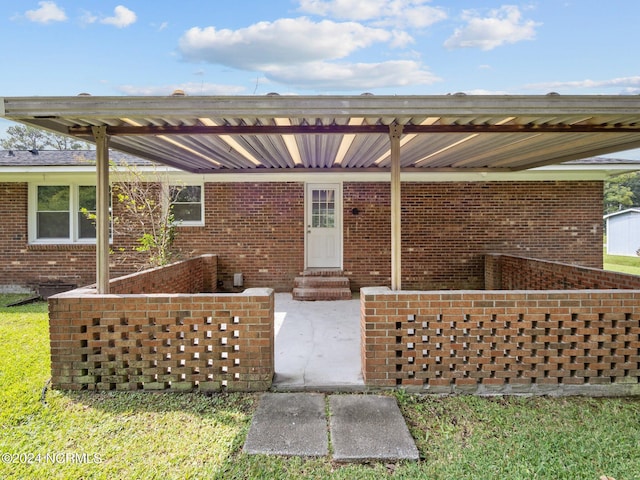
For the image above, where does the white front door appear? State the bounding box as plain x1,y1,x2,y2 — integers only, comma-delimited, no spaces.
306,183,342,268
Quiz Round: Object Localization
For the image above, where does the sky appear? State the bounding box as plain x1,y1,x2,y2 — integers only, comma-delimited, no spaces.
1,0,639,157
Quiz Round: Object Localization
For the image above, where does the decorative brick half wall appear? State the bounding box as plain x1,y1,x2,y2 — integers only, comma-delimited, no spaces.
49,256,273,392
361,287,640,395
109,255,218,294
486,254,640,290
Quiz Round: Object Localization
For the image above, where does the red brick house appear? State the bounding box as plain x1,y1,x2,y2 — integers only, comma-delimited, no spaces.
1,148,638,295
3,94,640,394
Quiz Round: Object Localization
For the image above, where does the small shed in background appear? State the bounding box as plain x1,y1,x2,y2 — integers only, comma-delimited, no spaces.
605,208,640,256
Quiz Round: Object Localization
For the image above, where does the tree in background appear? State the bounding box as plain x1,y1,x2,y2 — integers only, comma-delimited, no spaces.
1,125,91,150
604,172,639,214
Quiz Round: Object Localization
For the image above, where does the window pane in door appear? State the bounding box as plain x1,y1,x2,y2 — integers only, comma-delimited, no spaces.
311,189,335,228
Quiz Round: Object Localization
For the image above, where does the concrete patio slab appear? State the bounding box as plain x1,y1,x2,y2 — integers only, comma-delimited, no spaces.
273,293,364,390
329,394,420,463
243,392,328,457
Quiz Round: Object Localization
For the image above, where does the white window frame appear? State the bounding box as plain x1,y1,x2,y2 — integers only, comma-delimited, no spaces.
168,183,204,227
28,183,111,245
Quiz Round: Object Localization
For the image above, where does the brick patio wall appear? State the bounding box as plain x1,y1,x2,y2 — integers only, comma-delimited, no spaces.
486,254,640,290
48,256,274,392
361,287,640,395
108,255,218,294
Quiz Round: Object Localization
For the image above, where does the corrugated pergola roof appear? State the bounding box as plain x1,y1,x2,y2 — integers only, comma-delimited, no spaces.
4,93,638,293
2,94,640,173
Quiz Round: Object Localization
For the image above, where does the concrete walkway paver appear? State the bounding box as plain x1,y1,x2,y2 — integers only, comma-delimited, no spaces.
243,393,419,462
329,394,420,462
243,392,328,457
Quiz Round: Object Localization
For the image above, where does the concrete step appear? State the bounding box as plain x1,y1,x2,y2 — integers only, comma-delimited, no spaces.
292,287,353,301
299,268,345,277
294,276,350,289
293,269,352,301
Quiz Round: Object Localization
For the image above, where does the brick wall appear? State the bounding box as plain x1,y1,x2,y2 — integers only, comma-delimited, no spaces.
3,179,603,293
109,255,218,294
174,182,305,292
0,182,97,290
345,181,603,290
49,260,273,392
343,182,392,289
486,254,640,290
361,287,640,395
1,181,304,292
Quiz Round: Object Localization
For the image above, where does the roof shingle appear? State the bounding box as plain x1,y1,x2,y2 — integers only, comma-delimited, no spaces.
0,149,153,167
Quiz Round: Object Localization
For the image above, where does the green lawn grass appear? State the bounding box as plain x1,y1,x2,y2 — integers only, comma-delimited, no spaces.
604,252,640,275
1,294,640,479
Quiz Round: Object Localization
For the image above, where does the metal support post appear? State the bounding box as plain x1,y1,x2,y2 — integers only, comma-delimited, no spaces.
390,123,403,291
92,126,110,294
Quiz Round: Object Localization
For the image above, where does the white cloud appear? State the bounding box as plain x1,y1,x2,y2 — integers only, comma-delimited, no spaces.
79,10,98,26
117,82,247,96
298,0,447,28
299,0,383,19
178,13,441,91
390,30,415,48
24,1,67,24
179,18,391,70
395,4,448,28
444,5,540,50
264,60,440,90
524,76,640,94
101,5,137,28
